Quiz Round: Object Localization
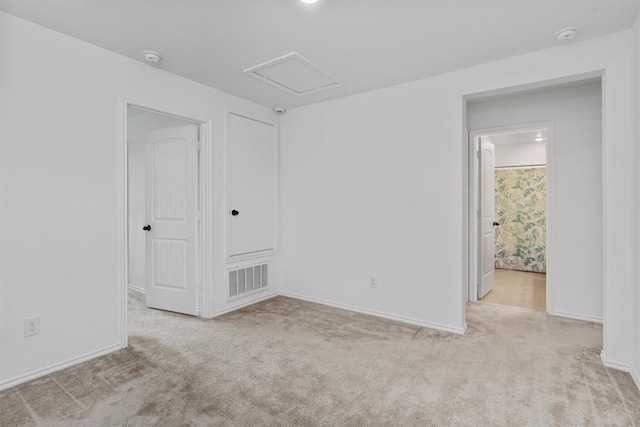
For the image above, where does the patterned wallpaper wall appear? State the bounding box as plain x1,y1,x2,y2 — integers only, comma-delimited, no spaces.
495,167,546,273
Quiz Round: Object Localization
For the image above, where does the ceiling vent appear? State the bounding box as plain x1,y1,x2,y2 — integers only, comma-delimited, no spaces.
244,52,342,96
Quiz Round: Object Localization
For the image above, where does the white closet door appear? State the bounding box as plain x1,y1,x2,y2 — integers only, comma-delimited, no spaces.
228,113,277,257
145,125,199,315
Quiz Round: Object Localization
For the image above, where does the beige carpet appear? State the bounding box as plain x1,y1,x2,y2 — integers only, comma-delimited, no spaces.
2,292,640,426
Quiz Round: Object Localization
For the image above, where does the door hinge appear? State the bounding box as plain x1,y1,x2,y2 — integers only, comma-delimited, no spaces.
476,150,480,159
196,142,201,151
196,211,201,221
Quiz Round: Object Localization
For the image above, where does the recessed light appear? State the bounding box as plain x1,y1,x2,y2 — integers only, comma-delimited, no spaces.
534,136,545,142
299,0,319,4
556,28,578,42
143,50,162,63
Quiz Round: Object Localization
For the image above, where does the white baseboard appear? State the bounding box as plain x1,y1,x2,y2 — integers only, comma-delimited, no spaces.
0,343,122,391
280,291,467,335
603,352,640,391
209,291,279,318
630,367,640,391
600,351,640,390
600,350,631,372
128,284,146,294
550,310,603,324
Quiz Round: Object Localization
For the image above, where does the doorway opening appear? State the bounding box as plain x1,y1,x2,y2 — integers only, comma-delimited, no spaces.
124,104,207,344
465,77,603,324
469,125,550,312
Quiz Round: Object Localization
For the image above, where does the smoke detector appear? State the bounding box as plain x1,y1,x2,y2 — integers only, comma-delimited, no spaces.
555,28,578,42
143,50,162,63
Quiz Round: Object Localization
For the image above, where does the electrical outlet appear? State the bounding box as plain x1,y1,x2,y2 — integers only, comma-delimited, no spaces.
24,316,40,337
370,276,377,288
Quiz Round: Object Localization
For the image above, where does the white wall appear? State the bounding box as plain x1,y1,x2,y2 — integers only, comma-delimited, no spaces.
279,29,636,367
0,13,278,388
468,81,602,321
493,141,546,168
632,15,640,389
127,111,190,290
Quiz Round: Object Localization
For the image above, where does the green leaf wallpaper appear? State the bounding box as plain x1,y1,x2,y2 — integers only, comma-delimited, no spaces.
494,167,546,273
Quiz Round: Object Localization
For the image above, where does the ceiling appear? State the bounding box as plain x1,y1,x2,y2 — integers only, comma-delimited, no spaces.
1,1,638,110
486,129,547,146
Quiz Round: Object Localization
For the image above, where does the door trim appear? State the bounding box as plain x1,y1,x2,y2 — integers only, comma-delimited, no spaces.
466,121,555,313
224,108,279,262
119,97,214,348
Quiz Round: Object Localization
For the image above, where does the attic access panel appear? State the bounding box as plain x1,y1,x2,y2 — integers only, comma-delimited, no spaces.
244,52,342,96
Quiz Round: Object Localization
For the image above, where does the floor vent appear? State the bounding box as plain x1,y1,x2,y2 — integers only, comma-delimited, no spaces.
228,263,268,298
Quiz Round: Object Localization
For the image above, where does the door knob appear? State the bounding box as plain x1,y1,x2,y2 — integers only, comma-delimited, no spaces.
143,225,151,231
231,210,239,216
493,221,500,227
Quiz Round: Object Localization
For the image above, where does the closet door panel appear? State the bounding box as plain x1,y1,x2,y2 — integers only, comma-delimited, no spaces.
228,113,277,257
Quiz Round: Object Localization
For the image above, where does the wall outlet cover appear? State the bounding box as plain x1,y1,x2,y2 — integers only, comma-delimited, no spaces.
24,316,40,337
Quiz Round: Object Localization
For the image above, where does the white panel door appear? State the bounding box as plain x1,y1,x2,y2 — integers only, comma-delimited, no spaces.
228,113,276,257
479,139,496,298
145,125,198,315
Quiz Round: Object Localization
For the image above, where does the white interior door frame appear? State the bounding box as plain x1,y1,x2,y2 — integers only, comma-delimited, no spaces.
119,97,214,348
466,121,555,312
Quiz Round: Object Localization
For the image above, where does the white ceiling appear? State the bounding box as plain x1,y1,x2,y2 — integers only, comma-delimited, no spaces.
1,1,638,110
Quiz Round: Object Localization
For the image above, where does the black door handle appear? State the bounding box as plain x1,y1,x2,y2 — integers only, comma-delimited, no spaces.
493,221,500,227
231,210,239,216
143,225,151,231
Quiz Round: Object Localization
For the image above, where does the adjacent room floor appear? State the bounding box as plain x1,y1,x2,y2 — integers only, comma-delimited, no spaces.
2,291,639,426
480,268,546,312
